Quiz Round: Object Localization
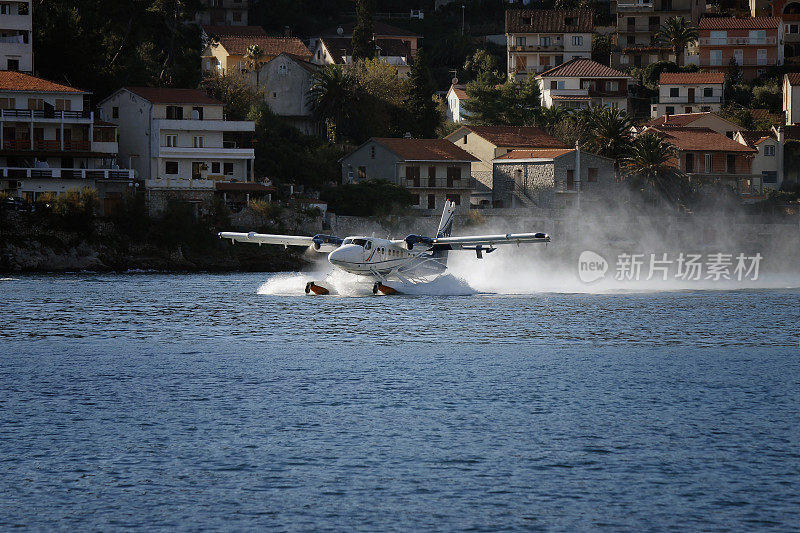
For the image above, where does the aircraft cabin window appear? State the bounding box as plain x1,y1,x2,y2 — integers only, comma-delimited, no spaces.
365,241,372,250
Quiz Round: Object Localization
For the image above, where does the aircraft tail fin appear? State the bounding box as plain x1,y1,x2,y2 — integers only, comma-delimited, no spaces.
436,199,456,238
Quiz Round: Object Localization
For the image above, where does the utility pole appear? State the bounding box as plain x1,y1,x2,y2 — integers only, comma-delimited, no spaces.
461,5,465,36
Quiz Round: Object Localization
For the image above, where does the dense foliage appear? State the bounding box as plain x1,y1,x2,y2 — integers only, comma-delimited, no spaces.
320,180,413,216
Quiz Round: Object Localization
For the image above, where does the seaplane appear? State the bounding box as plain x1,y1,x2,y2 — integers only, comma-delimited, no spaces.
218,200,550,295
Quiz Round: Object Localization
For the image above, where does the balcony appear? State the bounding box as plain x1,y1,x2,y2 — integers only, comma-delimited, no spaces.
617,2,654,11
0,109,92,123
2,139,91,152
623,24,662,33
155,118,255,132
145,178,216,190
2,167,134,180
659,95,722,104
509,43,564,52
403,178,474,189
699,36,777,46
158,145,254,158
0,15,31,31
699,59,774,67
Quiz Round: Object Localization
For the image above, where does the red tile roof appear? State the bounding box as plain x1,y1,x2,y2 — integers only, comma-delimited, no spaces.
495,148,576,160
786,72,800,86
203,25,267,38
316,21,421,38
659,72,725,84
0,71,85,93
749,108,783,124
642,112,721,127
506,9,593,33
450,84,468,100
125,87,222,105
699,17,781,30
319,37,411,63
373,138,479,161
737,130,775,147
551,95,592,100
451,125,567,149
537,58,629,79
650,127,757,152
215,35,311,59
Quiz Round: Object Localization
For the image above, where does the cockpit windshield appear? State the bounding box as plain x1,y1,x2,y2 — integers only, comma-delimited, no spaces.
353,239,367,247
342,238,368,247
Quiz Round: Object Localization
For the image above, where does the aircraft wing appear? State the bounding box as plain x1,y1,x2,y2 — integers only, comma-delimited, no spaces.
218,232,342,252
433,232,550,249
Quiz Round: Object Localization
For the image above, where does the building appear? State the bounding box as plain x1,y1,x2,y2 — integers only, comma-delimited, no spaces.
753,0,800,63
638,112,741,137
535,59,633,112
309,21,421,56
613,0,706,69
698,17,783,82
492,147,616,209
195,0,249,26
201,30,311,76
646,126,764,199
783,72,800,124
339,137,479,210
734,128,783,189
0,0,32,72
309,37,413,77
97,87,257,213
653,72,725,117
505,9,593,79
445,83,469,123
444,125,567,203
0,72,133,212
253,53,320,136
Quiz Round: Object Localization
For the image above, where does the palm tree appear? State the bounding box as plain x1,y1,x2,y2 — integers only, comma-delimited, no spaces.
536,105,571,134
308,64,355,142
622,131,692,205
244,44,266,86
657,16,698,67
583,105,634,162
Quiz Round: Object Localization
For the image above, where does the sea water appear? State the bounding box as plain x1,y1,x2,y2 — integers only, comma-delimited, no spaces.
1,273,799,531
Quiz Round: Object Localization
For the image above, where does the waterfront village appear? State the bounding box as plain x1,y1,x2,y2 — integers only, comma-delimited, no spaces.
1,0,800,271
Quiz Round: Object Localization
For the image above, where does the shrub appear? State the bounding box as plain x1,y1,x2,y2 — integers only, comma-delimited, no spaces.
321,179,414,216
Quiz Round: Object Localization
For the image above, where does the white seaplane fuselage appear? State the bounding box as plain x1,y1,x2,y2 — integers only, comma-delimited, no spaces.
327,237,434,276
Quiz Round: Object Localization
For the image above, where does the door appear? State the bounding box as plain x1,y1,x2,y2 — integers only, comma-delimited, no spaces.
685,153,694,173
726,154,736,174
427,194,436,209
566,169,575,190
687,88,695,103
192,161,203,180
428,166,436,187
734,49,743,65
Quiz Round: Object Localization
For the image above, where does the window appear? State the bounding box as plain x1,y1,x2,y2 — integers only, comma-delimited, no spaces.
165,161,179,174
710,31,727,45
550,80,558,90
685,153,694,173
166,105,183,119
765,145,775,156
27,98,43,110
7,58,18,71
450,194,461,205
666,106,675,115
428,166,436,187
112,106,119,119
566,169,575,190
53,98,70,112
463,134,467,144
572,36,583,46
357,166,366,179
223,162,234,175
556,81,565,89
212,162,221,173
279,64,287,75
0,97,14,109
733,49,743,65
762,170,777,183
626,35,635,45
539,55,550,67
749,30,766,44
405,165,421,187
627,17,635,27
710,50,722,66
757,49,767,65
669,87,679,97
726,154,736,173
192,106,204,120
587,168,598,182
427,194,436,209
192,136,204,148
540,36,551,47
370,146,375,158
791,25,799,34
165,134,177,147
704,153,712,173
703,87,713,98
516,36,526,47
232,11,241,22
446,166,461,187
0,4,9,14
607,81,618,91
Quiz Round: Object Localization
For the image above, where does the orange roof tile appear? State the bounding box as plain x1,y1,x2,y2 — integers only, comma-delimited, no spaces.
495,149,576,160
699,17,781,30
738,130,775,146
0,71,85,93
215,35,311,59
786,72,800,86
506,9,593,33
659,72,725,84
125,87,221,105
372,138,479,161
643,112,719,127
650,127,757,152
537,58,629,79
451,126,567,149
450,84,468,100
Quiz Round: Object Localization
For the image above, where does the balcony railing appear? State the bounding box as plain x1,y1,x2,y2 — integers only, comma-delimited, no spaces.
617,2,654,11
1,167,134,180
657,96,722,104
700,59,773,67
509,43,564,52
0,109,92,120
699,36,777,46
2,139,91,151
403,178,473,189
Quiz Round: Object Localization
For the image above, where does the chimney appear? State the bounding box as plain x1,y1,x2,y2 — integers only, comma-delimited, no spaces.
284,26,291,38
663,113,669,124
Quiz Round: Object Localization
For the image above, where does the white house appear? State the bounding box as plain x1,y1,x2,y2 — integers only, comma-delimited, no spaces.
309,37,413,77
0,71,133,213
0,0,32,72
446,83,469,123
505,9,593,79
734,128,784,190
536,59,633,112
783,72,800,125
653,72,725,118
254,52,320,136
97,87,255,198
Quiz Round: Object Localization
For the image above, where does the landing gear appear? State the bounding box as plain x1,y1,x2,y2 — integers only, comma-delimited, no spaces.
372,282,380,295
305,281,329,295
373,281,398,295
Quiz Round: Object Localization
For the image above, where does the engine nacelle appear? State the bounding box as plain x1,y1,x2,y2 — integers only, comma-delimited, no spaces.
404,234,434,250
312,234,343,252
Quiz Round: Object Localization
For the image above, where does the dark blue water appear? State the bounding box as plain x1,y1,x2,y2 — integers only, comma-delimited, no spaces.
1,274,799,531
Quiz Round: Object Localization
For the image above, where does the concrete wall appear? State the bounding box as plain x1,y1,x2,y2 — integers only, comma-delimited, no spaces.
257,54,315,122
98,90,152,181
340,140,400,184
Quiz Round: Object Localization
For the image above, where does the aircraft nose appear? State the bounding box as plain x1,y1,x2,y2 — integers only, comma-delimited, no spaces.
328,244,361,266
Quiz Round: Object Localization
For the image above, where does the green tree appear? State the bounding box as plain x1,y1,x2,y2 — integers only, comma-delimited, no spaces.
622,131,691,205
200,70,263,120
462,77,540,127
724,57,743,102
404,49,442,138
536,106,572,134
463,49,503,85
351,0,375,61
320,179,413,216
244,44,266,86
308,64,356,142
582,106,634,163
657,16,698,67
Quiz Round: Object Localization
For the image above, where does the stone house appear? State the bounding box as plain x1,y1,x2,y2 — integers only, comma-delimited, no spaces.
339,137,479,210
492,147,616,209
254,52,320,136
